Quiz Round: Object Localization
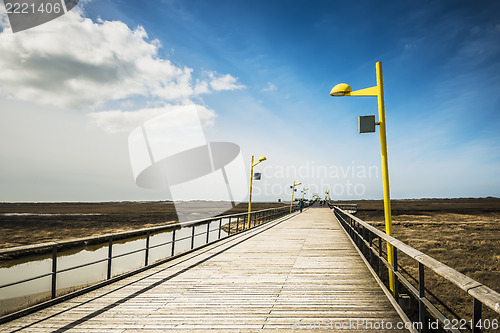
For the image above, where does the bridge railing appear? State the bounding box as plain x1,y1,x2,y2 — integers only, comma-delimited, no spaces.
332,206,500,333
0,204,298,322
327,202,357,213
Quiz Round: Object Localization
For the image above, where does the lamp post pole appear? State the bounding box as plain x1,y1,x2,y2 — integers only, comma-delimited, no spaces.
375,63,395,294
247,155,266,229
301,188,308,201
247,155,255,228
330,61,395,293
290,181,301,213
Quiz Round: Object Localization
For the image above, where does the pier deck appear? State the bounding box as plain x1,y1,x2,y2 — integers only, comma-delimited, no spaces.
2,208,408,332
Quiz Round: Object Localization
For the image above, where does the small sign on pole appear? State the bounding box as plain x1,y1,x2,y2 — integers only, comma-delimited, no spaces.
253,172,262,180
359,115,376,133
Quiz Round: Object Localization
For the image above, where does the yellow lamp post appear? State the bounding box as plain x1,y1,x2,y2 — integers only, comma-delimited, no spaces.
247,155,267,228
301,187,309,201
325,190,331,204
289,181,301,213
330,61,395,293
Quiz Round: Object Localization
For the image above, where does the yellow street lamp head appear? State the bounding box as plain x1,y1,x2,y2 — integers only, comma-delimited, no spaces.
252,156,267,167
330,83,352,96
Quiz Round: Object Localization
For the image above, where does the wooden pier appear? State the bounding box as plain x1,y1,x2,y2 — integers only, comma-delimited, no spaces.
2,208,409,332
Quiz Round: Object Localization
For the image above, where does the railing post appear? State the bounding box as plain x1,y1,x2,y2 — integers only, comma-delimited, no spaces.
218,218,222,239
419,262,426,333
356,222,361,249
393,248,399,301
51,246,57,299
235,217,239,233
191,225,196,249
368,233,373,265
473,298,482,333
378,237,383,277
206,221,210,244
350,218,354,238
107,238,113,280
171,229,176,257
145,231,150,266
363,227,367,258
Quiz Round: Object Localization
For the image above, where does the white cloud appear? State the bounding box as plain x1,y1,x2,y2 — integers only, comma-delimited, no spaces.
88,104,217,134
261,81,277,92
208,72,245,91
0,8,244,108
194,79,210,95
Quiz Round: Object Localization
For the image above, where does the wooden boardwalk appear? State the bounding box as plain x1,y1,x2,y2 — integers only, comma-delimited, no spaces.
2,208,409,332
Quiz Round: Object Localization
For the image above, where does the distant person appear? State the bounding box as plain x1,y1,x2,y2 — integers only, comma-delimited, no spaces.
299,199,304,213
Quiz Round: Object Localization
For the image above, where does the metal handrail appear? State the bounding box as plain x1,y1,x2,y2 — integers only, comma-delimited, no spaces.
0,204,298,320
332,206,500,333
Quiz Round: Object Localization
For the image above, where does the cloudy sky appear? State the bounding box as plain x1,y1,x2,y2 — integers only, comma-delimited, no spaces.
0,0,499,202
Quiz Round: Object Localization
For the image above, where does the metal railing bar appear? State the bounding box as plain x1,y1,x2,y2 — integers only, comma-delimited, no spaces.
394,271,457,332
174,235,193,242
51,247,57,299
145,231,150,266
398,264,464,324
205,223,210,244
147,241,173,251
171,229,176,257
107,238,112,280
56,257,109,275
473,298,482,333
190,227,195,250
110,248,147,260
0,272,53,289
218,219,222,239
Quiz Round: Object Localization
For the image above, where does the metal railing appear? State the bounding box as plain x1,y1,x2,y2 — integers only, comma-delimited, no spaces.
332,206,500,333
327,202,357,213
0,204,298,322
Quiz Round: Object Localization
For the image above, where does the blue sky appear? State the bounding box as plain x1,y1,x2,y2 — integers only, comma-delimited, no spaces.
0,0,499,201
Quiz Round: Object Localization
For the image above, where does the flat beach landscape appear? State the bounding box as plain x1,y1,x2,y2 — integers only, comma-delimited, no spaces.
0,201,288,249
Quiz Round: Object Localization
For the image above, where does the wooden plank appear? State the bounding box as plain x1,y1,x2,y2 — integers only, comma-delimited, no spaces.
468,285,500,314
1,208,408,332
